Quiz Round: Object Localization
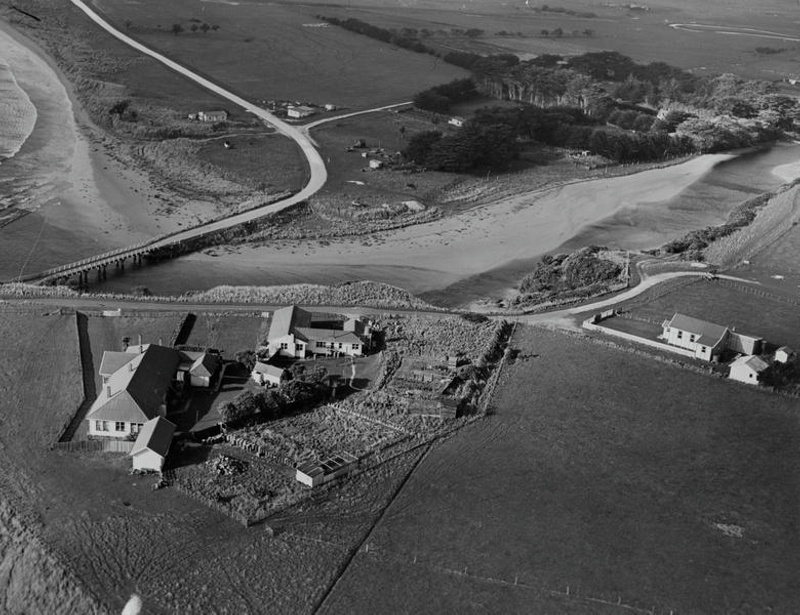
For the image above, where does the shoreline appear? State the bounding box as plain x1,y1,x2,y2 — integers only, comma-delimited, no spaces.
0,18,208,278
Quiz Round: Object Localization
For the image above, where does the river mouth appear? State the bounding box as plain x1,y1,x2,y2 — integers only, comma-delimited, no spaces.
85,142,800,307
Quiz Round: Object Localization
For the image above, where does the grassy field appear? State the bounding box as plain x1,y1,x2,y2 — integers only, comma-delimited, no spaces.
322,325,800,613
312,0,800,81
618,277,800,350
90,0,467,109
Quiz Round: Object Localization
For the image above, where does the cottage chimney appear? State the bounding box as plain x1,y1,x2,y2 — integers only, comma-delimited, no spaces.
107,386,111,397
138,334,142,346
129,362,134,372
158,337,163,346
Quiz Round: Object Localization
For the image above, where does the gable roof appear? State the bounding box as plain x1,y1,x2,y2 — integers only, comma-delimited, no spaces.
294,327,362,346
88,345,180,423
189,353,220,377
130,417,176,458
99,351,137,377
666,313,729,346
731,354,769,373
268,306,313,340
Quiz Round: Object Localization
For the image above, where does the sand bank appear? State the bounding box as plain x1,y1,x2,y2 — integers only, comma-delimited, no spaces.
181,153,734,279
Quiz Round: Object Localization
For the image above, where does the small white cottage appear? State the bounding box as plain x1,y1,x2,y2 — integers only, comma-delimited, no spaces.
728,355,769,386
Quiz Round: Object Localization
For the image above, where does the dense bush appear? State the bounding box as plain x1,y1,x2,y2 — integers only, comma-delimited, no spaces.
519,246,621,296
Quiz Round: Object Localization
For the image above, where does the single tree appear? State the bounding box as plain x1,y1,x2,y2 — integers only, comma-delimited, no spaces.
171,23,183,36
211,24,220,31
200,23,210,34
190,24,198,33
124,19,132,30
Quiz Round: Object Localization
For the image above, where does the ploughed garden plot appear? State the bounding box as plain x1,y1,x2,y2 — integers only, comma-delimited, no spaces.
233,406,407,465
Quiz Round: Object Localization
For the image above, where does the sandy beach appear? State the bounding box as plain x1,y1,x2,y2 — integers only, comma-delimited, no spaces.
0,20,205,278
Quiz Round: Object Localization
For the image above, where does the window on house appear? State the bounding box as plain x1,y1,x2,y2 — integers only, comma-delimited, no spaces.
338,343,343,349
316,341,325,348
689,334,695,342
132,423,143,434
352,344,360,351
677,331,683,339
701,346,707,353
115,421,126,432
95,420,108,432
280,342,289,350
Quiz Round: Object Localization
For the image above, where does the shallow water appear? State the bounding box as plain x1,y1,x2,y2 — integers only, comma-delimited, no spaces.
90,142,800,305
0,62,36,162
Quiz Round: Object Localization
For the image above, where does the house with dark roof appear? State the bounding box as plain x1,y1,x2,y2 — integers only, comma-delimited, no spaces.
266,306,372,359
130,417,176,472
87,345,180,438
660,313,762,362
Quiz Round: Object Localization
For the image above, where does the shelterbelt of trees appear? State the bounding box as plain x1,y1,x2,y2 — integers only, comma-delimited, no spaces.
408,52,800,172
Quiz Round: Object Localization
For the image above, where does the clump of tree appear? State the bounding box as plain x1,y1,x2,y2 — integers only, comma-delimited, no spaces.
217,376,329,428
403,122,519,172
518,246,622,301
759,357,800,390
413,78,478,114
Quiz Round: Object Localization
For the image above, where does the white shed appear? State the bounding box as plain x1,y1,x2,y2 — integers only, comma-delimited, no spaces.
728,355,769,386
775,346,794,364
130,417,176,472
252,361,287,387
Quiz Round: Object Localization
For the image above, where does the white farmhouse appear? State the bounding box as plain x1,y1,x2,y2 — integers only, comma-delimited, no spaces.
130,417,176,472
728,355,769,385
266,306,371,359
87,345,179,438
660,313,762,362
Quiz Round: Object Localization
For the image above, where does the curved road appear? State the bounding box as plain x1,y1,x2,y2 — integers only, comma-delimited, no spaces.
69,0,326,229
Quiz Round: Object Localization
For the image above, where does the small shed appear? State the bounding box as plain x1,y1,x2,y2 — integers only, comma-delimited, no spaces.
252,361,288,387
775,346,795,364
130,417,176,472
728,355,769,386
368,159,384,170
448,116,465,127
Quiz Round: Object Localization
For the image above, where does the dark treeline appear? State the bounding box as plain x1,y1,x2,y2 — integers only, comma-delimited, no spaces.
404,123,519,172
412,78,478,114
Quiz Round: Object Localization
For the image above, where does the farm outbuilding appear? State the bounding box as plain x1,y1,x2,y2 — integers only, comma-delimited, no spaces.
130,417,176,472
252,361,288,387
287,105,315,119
198,109,228,122
728,355,769,385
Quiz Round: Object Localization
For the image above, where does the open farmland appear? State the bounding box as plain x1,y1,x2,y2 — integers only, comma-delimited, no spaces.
311,0,800,81
90,0,467,109
617,277,800,350
321,325,800,614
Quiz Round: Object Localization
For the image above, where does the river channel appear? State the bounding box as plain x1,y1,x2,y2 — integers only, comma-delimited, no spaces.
86,141,800,307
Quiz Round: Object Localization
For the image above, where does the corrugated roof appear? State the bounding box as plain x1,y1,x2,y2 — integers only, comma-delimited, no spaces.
268,306,312,340
130,417,176,458
253,362,286,378
294,328,362,346
730,354,769,372
667,313,728,345
88,345,179,424
99,351,136,376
